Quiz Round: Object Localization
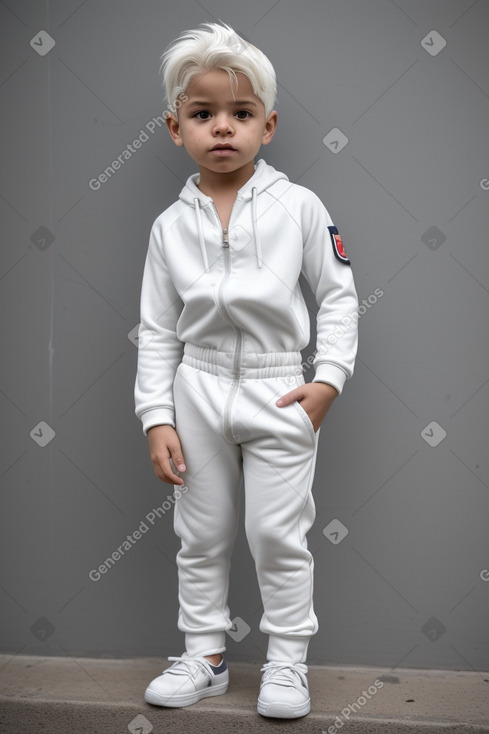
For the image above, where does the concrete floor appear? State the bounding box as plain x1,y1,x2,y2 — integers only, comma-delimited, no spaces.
0,654,488,733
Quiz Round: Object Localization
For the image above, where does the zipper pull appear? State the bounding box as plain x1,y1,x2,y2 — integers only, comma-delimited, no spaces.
222,228,229,248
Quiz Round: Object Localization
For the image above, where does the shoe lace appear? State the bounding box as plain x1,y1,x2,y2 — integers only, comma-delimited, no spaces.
260,661,308,688
166,654,215,681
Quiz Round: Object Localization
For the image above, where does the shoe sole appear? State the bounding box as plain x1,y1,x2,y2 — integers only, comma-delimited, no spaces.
145,680,228,707
257,697,311,719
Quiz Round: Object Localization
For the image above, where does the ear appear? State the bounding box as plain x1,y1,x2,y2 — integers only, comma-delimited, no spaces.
261,110,278,146
165,113,185,147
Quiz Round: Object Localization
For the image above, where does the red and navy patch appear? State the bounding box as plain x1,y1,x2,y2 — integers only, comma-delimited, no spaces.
328,225,350,265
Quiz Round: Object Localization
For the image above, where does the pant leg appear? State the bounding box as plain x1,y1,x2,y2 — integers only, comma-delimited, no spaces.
238,374,320,664
172,362,242,657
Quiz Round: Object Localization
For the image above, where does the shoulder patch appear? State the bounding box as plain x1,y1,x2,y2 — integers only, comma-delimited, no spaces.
328,225,350,265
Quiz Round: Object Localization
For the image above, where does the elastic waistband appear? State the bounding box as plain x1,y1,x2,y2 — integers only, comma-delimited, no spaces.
182,343,302,379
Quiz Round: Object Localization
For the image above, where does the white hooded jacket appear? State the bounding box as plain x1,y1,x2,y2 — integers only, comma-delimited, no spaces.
135,159,358,434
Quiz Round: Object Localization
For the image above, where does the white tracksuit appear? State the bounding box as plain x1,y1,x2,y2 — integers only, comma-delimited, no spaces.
135,159,358,663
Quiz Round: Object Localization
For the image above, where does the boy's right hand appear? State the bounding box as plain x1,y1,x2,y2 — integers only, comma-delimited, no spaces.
147,425,186,485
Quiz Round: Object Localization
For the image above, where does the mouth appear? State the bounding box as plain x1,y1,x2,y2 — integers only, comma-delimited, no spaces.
211,144,237,155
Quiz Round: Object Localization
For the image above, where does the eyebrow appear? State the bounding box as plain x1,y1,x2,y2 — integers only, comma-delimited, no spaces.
186,99,258,108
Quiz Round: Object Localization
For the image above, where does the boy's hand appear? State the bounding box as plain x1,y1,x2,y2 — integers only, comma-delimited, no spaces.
147,425,186,485
276,382,338,432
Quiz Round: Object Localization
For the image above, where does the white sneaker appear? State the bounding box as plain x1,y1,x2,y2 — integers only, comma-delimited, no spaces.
144,653,228,707
257,661,311,718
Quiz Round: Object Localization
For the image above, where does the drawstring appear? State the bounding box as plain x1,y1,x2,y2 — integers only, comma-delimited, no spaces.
251,187,262,269
194,198,209,272
194,189,262,271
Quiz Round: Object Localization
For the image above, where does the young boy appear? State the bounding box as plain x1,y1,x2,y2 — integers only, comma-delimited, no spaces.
135,22,358,719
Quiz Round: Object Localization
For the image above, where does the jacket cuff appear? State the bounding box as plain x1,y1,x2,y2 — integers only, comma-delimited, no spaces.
313,363,348,396
141,408,175,435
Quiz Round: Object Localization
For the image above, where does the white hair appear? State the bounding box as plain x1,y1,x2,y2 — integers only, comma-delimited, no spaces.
161,22,277,116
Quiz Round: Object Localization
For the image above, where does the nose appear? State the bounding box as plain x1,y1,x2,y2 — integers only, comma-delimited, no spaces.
213,112,233,135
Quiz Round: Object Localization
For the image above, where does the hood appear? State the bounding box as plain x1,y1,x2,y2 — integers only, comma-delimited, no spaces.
179,159,289,270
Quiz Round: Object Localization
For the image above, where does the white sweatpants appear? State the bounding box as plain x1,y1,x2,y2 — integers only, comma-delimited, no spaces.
172,344,320,664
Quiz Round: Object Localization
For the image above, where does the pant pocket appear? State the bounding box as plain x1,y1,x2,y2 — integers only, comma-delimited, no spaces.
292,399,317,440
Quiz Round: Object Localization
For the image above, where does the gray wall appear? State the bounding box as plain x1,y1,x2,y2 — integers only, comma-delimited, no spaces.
1,0,488,673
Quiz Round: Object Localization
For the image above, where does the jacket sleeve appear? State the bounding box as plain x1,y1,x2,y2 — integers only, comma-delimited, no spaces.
300,192,358,395
134,217,184,434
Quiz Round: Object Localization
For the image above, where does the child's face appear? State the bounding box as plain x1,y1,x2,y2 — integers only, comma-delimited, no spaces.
166,68,277,181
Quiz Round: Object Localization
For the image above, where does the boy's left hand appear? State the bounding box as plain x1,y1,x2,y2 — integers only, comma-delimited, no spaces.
276,382,338,432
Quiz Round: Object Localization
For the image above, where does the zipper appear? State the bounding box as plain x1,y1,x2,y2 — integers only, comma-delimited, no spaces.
209,200,234,248
210,201,244,437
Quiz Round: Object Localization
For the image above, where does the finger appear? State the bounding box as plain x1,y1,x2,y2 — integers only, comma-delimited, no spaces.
276,387,303,407
169,444,186,473
155,457,184,485
171,449,187,471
